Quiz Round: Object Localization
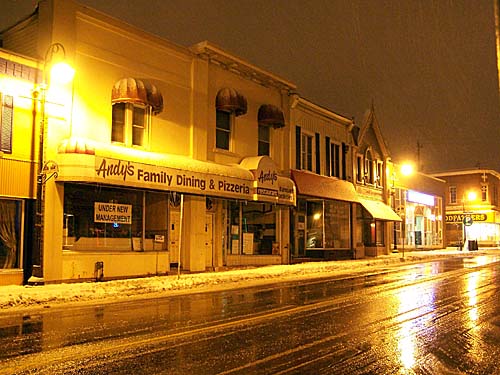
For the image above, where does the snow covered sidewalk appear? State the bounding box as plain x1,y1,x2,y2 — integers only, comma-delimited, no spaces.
0,248,496,311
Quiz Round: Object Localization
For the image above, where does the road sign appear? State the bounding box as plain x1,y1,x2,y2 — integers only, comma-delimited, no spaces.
463,216,473,226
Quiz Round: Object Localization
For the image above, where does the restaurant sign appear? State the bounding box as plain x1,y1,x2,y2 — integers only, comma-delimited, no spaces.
94,157,253,199
445,213,488,223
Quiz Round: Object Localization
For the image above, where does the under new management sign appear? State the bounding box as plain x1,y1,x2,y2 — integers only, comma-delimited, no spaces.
94,202,132,224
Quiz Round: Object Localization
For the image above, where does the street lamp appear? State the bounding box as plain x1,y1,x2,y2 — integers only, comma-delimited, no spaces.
29,43,74,285
391,162,414,254
462,191,477,251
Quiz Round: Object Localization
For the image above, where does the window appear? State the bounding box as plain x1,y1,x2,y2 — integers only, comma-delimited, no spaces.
228,201,279,255
112,102,149,147
216,110,232,150
258,124,270,156
362,219,385,246
63,184,169,251
449,186,457,204
132,106,146,146
364,151,374,184
329,142,341,178
112,103,125,143
356,155,363,182
0,199,22,269
306,200,324,248
376,161,384,187
0,94,13,153
301,133,313,171
481,184,488,202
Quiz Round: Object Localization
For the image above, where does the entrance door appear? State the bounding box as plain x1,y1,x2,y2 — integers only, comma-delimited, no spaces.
205,214,214,269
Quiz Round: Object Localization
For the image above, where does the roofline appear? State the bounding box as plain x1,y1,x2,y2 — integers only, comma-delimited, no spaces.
291,94,354,125
0,47,39,68
190,41,297,91
432,169,500,179
0,3,38,35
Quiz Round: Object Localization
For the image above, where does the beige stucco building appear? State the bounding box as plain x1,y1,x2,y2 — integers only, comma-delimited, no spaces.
1,0,296,284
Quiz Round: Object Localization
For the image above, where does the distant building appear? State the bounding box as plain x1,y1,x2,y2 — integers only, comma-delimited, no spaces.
391,164,446,251
432,169,500,249
352,107,402,257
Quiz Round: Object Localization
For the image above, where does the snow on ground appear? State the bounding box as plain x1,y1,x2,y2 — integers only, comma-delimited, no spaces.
0,248,497,311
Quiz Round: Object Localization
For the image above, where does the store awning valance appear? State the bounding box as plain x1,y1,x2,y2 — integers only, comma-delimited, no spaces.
112,78,164,115
359,198,402,221
56,138,254,201
240,156,296,206
215,87,247,116
258,104,285,128
290,169,358,202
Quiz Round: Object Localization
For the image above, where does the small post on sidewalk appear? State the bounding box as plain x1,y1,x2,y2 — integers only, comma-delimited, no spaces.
177,194,184,279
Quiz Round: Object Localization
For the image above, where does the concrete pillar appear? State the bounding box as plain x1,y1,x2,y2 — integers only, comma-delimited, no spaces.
182,195,206,272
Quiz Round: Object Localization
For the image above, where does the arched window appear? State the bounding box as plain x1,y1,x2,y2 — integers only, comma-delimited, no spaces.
364,149,374,184
111,78,163,147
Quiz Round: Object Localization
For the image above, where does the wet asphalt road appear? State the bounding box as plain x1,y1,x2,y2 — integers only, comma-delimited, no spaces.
1,254,500,374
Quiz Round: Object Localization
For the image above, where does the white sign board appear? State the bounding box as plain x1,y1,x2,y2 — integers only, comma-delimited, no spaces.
94,202,132,224
242,232,254,255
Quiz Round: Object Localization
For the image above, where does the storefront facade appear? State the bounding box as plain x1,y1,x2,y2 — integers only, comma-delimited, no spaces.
56,147,295,280
288,97,360,260
433,169,500,248
392,165,446,251
0,50,39,285
352,107,402,257
291,170,357,260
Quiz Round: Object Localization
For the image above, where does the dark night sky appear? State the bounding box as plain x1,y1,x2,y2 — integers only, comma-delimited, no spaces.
1,0,499,173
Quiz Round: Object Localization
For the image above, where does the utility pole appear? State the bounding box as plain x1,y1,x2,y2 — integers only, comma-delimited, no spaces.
416,140,423,172
496,0,500,104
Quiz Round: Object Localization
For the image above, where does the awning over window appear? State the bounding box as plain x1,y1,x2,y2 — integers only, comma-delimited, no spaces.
258,104,285,128
240,156,296,206
215,87,247,116
56,138,254,201
112,78,164,115
291,169,358,202
359,198,402,221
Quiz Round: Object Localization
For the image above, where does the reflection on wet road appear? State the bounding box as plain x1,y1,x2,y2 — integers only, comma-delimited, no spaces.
1,254,500,374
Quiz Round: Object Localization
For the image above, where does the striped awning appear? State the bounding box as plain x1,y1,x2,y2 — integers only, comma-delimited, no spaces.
291,169,358,202
359,199,402,221
215,87,247,116
112,78,164,115
258,104,285,128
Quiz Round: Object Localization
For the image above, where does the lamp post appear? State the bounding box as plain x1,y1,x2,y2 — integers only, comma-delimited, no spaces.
391,163,414,255
462,191,476,251
391,172,398,252
29,43,74,285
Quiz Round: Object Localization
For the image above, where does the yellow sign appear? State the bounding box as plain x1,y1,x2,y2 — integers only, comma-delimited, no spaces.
445,213,487,223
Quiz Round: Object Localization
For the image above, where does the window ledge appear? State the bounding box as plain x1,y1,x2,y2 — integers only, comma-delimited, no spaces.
213,148,240,158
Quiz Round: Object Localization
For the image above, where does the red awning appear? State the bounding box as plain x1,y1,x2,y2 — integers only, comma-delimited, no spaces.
215,87,247,116
258,104,285,128
291,169,358,202
112,78,164,115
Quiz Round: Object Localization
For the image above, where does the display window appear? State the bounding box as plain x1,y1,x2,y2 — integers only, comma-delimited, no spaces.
297,198,351,250
63,184,168,251
228,201,279,255
0,199,22,269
